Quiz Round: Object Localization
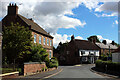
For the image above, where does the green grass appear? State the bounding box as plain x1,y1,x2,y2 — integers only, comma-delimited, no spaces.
1,68,19,74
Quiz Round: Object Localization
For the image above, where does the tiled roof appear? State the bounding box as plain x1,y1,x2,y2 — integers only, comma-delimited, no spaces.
96,42,118,49
114,47,120,53
18,14,53,38
74,39,99,50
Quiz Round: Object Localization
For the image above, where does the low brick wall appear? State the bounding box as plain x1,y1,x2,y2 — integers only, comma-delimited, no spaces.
24,62,46,76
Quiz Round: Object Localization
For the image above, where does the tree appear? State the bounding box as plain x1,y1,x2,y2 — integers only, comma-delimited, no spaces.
87,35,100,43
2,23,33,64
55,42,68,54
31,44,49,63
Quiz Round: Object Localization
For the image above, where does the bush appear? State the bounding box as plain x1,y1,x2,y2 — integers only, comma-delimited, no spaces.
48,57,59,68
31,44,49,63
95,59,120,75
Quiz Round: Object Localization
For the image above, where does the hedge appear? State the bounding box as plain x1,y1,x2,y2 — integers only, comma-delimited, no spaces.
95,60,120,76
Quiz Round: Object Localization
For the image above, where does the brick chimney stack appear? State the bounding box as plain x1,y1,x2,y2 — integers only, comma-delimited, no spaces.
71,35,75,41
8,3,18,15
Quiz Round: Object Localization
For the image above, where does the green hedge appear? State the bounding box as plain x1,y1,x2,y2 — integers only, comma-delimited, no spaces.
95,60,120,75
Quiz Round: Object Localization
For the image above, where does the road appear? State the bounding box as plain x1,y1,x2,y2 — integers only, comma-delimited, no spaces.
49,64,106,78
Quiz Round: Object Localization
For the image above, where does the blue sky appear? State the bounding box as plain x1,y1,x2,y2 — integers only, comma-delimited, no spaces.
0,1,119,47
57,4,118,43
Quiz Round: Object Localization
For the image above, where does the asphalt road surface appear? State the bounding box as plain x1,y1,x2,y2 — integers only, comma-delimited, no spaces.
50,64,107,78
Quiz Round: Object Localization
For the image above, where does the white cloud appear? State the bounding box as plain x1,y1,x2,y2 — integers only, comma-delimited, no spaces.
104,39,112,44
75,36,83,39
0,1,86,33
97,35,103,40
95,2,119,17
51,33,71,47
115,20,118,24
97,35,113,44
113,20,118,25
95,2,118,13
95,13,117,17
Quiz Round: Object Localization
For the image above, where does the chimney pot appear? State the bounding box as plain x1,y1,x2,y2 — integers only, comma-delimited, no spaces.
8,3,18,15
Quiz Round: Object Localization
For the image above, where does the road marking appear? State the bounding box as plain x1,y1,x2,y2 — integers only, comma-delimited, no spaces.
74,64,81,66
44,69,63,79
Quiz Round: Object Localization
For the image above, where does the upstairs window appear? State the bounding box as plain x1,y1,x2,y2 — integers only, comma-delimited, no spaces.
39,36,41,44
44,37,46,45
47,39,49,46
50,40,52,46
34,34,36,43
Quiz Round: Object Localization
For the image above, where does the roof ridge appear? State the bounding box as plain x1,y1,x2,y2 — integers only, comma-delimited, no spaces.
17,14,53,38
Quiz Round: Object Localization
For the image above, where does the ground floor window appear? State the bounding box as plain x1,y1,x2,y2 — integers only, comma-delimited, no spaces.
49,51,52,59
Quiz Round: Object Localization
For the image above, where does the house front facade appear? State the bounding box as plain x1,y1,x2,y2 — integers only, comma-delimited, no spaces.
2,3,53,59
57,35,100,65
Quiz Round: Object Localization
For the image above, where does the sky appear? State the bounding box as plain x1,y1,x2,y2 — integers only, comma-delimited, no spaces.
0,0,119,47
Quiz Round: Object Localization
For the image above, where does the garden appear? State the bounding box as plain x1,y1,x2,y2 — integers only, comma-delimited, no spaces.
2,23,58,75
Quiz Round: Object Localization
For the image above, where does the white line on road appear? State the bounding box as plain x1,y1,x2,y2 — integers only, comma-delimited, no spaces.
44,69,63,79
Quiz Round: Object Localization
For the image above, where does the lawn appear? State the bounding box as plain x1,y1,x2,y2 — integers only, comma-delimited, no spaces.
1,68,20,74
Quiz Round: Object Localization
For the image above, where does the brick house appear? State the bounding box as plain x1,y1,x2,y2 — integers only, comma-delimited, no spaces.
95,41,118,56
1,3,53,59
57,35,100,65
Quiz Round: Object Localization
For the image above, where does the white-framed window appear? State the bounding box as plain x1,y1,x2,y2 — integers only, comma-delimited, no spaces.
81,51,85,55
34,34,36,43
50,40,52,46
47,39,49,46
39,36,41,44
44,37,46,45
49,51,52,59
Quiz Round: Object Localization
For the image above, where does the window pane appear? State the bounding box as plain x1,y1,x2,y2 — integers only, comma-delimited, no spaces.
47,39,49,45
34,34,36,43
39,36,41,44
50,40,52,46
44,37,46,45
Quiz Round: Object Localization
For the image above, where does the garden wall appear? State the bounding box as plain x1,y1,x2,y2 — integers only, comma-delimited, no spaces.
24,62,46,76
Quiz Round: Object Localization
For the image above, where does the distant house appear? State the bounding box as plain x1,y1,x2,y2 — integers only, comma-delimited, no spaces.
1,3,53,59
112,47,120,63
95,41,118,56
57,35,100,65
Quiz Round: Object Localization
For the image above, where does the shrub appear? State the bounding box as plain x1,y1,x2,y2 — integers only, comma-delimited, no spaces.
48,57,59,68
95,59,120,75
31,44,49,63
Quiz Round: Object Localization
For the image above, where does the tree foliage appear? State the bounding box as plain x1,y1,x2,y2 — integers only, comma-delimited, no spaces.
87,35,100,43
2,23,33,64
31,44,49,63
54,42,68,54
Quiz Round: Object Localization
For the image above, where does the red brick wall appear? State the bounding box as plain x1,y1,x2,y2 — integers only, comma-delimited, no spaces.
24,62,46,76
32,32,53,58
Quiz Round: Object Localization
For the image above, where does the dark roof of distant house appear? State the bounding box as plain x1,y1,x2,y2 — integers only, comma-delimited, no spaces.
72,39,99,50
113,46,120,53
17,14,53,38
95,42,118,49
